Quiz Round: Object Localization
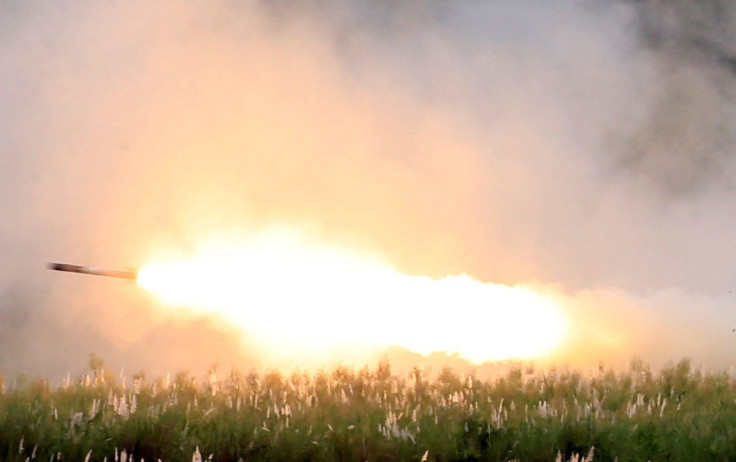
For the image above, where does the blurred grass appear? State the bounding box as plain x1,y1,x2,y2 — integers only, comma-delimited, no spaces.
0,358,734,461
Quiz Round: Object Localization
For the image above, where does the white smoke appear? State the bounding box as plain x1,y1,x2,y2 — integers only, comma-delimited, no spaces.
1,0,735,379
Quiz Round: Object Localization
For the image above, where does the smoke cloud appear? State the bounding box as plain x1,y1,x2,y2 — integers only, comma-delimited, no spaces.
1,0,735,379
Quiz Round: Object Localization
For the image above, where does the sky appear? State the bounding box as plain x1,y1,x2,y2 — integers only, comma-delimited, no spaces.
1,0,736,379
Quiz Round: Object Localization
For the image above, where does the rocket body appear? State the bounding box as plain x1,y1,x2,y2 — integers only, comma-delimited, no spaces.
48,263,138,281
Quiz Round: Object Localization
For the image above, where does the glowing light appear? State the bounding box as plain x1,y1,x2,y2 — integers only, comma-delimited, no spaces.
137,230,568,364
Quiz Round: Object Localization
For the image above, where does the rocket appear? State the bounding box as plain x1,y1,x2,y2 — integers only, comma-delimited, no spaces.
48,262,138,282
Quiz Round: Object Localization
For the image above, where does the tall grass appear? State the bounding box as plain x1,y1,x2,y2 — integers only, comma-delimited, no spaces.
0,358,733,461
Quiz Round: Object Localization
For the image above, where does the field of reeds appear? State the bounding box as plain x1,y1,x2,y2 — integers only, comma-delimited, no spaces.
0,358,734,461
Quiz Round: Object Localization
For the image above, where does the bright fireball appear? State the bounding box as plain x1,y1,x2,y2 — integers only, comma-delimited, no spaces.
137,229,568,364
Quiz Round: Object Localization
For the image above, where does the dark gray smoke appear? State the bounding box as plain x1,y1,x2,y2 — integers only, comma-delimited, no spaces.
617,0,736,194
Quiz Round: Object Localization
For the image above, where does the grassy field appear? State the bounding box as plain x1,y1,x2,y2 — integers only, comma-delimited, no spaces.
0,358,734,461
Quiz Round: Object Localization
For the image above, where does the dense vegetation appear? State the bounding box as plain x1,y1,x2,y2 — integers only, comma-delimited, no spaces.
0,358,734,461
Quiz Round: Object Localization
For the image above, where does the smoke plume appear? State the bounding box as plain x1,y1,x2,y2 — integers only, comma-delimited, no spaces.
1,0,735,379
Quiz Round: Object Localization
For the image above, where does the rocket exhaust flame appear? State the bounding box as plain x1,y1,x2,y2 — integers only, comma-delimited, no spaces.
134,232,570,365
48,262,138,282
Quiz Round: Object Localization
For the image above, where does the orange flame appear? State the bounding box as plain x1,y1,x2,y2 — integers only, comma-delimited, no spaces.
137,230,568,364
